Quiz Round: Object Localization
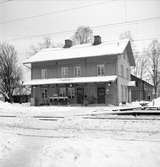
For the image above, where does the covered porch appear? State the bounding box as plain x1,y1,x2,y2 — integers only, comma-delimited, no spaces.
25,75,118,106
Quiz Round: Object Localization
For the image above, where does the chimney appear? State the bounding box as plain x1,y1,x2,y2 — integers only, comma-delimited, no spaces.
63,39,72,48
93,35,101,45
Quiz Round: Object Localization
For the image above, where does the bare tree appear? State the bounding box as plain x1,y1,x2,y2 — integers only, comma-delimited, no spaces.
0,42,22,102
119,31,134,42
28,37,55,56
72,26,93,45
132,49,148,80
147,40,160,98
119,31,148,80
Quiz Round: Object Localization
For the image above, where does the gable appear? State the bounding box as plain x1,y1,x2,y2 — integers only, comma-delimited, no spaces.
124,41,135,66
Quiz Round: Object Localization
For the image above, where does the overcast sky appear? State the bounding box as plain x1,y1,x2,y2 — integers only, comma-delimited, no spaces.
0,0,160,81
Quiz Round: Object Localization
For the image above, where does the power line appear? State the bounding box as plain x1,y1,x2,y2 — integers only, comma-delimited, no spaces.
0,0,113,24
0,0,12,5
6,16,160,41
102,36,160,45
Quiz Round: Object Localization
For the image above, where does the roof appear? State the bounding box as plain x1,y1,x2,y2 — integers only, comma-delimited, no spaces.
131,74,153,87
24,40,135,66
24,75,117,86
13,86,31,95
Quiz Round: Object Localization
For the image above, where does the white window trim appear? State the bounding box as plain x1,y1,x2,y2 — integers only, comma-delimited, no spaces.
41,68,47,79
97,64,105,76
61,67,69,78
74,66,81,77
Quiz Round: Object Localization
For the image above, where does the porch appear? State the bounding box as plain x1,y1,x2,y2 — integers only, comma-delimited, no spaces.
25,75,118,106
31,82,118,106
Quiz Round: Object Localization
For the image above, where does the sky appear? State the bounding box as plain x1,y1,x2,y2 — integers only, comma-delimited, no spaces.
0,0,160,81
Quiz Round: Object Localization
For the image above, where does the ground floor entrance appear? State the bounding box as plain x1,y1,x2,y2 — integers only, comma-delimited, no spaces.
97,87,105,104
76,87,84,104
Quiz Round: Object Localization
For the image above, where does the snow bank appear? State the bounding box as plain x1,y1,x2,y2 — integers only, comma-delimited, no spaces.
148,97,160,107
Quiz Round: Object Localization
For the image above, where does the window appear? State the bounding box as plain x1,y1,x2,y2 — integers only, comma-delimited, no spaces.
61,67,69,78
68,87,75,98
41,69,47,79
74,66,81,77
42,88,48,99
97,64,105,76
59,87,66,97
121,65,124,77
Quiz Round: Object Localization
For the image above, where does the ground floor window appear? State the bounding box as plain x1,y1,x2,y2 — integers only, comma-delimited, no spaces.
41,88,48,99
59,87,66,97
68,87,75,98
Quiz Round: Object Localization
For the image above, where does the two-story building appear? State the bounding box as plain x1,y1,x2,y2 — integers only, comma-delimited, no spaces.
24,36,135,106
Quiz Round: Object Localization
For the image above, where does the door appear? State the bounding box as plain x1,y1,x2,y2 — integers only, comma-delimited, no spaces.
97,87,105,104
77,87,84,104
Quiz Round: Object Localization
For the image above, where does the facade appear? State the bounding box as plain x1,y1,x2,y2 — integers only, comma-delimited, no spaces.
131,75,153,101
24,36,135,106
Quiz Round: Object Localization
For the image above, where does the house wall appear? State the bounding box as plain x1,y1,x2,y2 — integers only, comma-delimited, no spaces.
30,52,132,106
31,55,117,79
116,50,131,104
31,82,118,106
105,81,118,105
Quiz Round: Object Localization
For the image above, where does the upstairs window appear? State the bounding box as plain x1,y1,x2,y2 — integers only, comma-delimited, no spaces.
61,67,69,78
74,66,81,77
97,64,105,76
41,68,47,79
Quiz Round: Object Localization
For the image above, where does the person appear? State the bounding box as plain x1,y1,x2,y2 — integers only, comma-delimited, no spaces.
84,95,88,106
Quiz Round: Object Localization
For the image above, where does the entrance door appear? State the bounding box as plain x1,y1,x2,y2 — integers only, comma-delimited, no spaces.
77,87,84,104
97,87,105,104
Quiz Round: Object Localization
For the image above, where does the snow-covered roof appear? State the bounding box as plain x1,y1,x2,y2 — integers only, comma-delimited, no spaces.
24,40,135,66
24,75,117,86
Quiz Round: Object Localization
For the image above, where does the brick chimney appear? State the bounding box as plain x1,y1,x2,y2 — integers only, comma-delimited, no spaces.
93,35,101,45
63,39,72,48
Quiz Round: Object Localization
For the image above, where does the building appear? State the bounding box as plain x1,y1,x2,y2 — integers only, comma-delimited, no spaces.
24,36,135,106
131,74,153,101
12,86,31,103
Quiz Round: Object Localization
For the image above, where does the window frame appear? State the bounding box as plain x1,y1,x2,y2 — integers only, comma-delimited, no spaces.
61,66,69,78
41,88,48,99
74,66,81,77
59,87,66,97
41,68,47,79
97,64,105,76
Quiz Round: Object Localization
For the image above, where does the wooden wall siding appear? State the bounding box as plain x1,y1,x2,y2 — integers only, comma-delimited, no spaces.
31,55,117,79
32,82,118,106
116,51,131,103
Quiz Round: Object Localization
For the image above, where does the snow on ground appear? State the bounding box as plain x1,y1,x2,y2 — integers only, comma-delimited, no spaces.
148,97,160,107
0,131,160,167
0,101,160,167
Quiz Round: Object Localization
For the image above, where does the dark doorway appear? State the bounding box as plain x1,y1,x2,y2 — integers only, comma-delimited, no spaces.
77,87,84,104
97,87,105,104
